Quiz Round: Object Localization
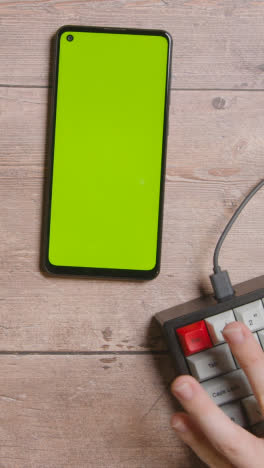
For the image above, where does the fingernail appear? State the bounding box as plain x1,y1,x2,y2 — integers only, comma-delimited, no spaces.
172,381,193,400
171,416,188,433
223,324,245,344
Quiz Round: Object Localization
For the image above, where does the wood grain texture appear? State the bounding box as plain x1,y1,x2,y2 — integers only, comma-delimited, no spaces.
0,354,204,468
1,2,264,466
1,87,264,351
2,0,264,88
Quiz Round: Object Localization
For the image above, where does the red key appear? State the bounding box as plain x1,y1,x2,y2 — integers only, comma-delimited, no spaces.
176,320,212,356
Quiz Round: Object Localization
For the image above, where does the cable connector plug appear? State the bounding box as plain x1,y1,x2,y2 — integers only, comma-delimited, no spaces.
210,268,235,303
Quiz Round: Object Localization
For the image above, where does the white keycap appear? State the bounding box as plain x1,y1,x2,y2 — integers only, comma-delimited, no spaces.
221,401,247,427
233,300,264,332
187,343,236,381
205,310,236,345
256,329,264,349
233,333,261,368
253,332,261,345
241,395,263,425
202,369,252,406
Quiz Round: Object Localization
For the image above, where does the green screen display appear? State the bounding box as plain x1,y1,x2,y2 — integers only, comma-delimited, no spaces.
48,29,169,272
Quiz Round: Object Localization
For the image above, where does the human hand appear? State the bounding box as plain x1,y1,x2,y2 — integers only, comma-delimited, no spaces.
170,321,264,468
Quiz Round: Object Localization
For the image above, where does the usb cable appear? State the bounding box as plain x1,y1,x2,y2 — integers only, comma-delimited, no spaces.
210,179,264,302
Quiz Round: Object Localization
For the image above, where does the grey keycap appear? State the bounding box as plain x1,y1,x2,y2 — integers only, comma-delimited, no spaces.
241,395,263,425
187,343,236,381
205,310,235,345
221,401,247,427
234,300,264,332
251,421,264,437
202,369,252,406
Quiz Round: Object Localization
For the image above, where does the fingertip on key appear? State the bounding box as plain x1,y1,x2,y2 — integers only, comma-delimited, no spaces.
222,322,251,344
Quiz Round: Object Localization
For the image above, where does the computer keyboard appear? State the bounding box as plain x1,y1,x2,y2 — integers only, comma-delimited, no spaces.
155,276,264,436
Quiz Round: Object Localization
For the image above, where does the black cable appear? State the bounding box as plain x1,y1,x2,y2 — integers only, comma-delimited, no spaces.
210,179,264,302
213,179,264,273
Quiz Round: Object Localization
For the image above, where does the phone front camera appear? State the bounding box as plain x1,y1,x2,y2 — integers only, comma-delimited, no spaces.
67,35,74,42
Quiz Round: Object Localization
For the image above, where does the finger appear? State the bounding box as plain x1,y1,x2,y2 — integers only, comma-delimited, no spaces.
171,375,264,468
171,412,233,468
223,321,264,412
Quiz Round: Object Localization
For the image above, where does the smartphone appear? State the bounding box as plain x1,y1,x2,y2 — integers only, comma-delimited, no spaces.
44,25,172,279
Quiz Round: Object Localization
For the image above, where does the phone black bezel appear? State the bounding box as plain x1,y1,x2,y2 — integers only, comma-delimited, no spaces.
43,25,172,280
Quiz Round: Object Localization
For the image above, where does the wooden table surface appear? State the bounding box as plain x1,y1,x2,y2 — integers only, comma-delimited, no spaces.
1,1,264,467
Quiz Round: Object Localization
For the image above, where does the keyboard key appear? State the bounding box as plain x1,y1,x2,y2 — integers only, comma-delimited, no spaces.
251,421,264,436
176,320,213,356
205,310,236,345
253,332,261,345
233,333,261,368
187,343,236,381
202,369,252,406
221,401,247,427
241,395,263,425
234,300,264,332
256,329,264,349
